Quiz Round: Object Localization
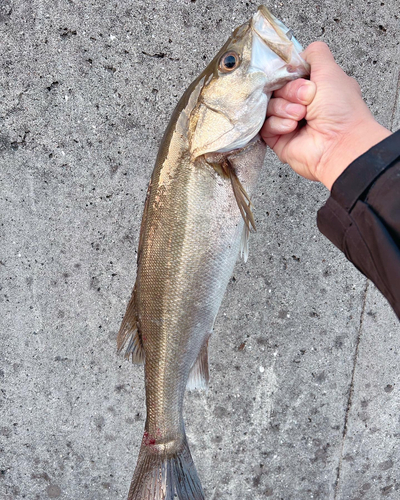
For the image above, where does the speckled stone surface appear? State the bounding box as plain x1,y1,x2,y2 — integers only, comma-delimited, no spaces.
1,1,399,499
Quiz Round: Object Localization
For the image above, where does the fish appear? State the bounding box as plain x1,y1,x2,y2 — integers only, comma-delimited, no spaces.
117,6,309,500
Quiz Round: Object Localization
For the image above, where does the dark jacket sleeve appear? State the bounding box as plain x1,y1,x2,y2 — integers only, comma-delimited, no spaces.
317,130,400,319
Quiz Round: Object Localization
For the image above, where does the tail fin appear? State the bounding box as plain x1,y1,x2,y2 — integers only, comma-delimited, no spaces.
127,434,204,500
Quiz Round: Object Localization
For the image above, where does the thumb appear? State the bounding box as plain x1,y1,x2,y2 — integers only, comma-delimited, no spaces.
302,41,336,67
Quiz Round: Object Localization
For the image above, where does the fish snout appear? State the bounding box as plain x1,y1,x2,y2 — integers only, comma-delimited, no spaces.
250,5,310,90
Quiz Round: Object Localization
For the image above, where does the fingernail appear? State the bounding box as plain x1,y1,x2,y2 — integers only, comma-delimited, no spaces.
286,103,304,118
297,82,314,103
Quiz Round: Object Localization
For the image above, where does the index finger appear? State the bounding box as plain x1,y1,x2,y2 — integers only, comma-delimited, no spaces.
273,78,316,105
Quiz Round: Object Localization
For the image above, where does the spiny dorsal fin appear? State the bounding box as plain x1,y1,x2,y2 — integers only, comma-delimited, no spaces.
186,337,210,391
117,285,145,364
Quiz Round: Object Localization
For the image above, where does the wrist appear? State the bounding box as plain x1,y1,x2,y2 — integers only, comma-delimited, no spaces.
316,121,392,191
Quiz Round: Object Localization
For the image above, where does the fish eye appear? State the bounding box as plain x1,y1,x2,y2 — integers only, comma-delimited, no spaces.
219,51,240,73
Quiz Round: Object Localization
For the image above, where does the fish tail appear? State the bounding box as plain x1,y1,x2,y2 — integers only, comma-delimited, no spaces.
127,432,204,500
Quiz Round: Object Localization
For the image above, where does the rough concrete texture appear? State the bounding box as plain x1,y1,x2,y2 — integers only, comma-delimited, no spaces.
1,1,399,499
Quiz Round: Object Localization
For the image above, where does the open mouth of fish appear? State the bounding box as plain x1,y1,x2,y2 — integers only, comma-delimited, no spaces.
251,5,310,91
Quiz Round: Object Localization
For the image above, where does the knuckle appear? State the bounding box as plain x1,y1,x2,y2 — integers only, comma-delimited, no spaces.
268,116,279,129
346,74,361,94
287,80,304,101
276,98,288,115
277,81,299,101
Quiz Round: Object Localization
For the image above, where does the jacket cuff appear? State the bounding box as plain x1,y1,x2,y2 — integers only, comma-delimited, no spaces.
317,129,400,250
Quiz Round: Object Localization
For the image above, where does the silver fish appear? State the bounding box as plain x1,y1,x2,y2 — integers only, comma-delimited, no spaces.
117,6,309,499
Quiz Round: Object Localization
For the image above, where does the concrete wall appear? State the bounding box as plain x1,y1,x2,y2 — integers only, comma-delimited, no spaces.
1,1,399,499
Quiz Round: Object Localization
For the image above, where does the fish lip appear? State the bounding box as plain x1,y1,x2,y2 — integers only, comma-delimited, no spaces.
250,5,310,77
252,5,292,63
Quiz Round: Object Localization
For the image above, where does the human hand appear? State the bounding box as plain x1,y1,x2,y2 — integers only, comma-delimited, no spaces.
261,42,391,190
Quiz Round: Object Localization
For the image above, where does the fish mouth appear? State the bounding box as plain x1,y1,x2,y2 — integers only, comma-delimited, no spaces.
250,5,310,89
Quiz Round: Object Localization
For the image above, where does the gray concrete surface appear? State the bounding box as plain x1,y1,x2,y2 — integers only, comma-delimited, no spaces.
1,1,399,499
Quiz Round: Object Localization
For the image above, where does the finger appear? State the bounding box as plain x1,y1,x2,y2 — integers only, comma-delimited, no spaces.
303,41,362,97
302,41,336,66
273,79,316,105
261,116,299,138
261,127,298,158
266,97,306,120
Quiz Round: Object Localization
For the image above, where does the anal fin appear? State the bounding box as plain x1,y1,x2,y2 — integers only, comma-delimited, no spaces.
186,337,210,391
117,285,145,364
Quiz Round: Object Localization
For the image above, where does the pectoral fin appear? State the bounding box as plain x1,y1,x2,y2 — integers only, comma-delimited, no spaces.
117,285,145,364
187,337,210,391
240,224,250,262
229,166,256,232
215,159,256,232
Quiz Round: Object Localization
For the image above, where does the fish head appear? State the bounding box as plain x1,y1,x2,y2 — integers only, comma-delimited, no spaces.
189,5,310,159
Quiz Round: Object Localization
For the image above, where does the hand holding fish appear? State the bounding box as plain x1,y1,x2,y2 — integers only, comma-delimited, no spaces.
261,41,391,190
